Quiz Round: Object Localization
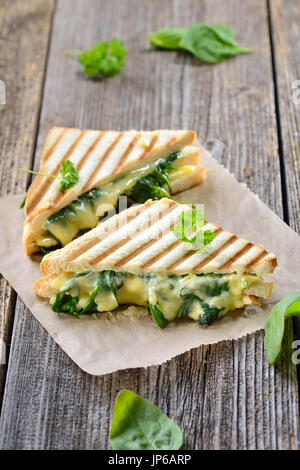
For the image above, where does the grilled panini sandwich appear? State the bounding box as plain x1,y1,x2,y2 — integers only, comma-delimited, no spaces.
34,198,277,328
23,127,205,255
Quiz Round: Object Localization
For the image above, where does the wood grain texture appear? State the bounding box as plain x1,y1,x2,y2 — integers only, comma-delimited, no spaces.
0,0,54,400
269,0,300,421
0,0,299,449
269,0,300,234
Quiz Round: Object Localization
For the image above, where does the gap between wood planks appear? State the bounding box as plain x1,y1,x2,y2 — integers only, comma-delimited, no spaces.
0,0,58,417
267,0,300,404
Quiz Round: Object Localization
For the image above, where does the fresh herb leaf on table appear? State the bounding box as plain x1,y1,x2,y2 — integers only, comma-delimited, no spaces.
264,291,300,364
66,38,127,77
110,390,183,450
172,207,216,248
147,27,186,49
19,195,27,209
19,160,79,193
148,23,251,64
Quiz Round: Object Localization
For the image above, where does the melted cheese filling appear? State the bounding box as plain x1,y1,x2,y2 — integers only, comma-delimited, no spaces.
36,155,185,249
50,271,264,325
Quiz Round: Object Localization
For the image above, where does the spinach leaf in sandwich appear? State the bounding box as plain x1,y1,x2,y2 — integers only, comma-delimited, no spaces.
81,270,120,314
148,303,168,329
179,291,224,325
52,292,79,315
129,152,180,203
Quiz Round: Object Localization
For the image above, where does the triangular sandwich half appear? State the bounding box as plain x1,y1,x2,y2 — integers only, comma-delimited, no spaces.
23,127,205,255
34,198,277,328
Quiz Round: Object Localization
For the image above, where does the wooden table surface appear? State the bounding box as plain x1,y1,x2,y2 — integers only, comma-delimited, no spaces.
0,0,299,450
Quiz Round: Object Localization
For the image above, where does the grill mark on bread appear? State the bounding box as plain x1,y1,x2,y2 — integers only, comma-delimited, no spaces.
26,130,84,215
139,135,159,161
76,131,104,172
141,240,182,269
165,137,178,149
166,227,223,270
82,133,124,192
114,207,179,268
218,242,253,269
48,131,106,210
193,235,238,270
42,128,67,163
112,132,141,175
89,203,177,266
37,198,278,281
246,250,268,269
68,205,149,262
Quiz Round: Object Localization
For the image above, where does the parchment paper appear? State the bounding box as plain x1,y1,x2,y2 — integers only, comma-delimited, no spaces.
0,146,299,375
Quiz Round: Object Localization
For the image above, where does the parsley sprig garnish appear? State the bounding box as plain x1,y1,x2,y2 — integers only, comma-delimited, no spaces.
172,207,216,249
65,38,127,77
19,160,79,193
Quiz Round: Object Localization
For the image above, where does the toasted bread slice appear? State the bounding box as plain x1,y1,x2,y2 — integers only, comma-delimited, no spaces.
35,198,277,298
23,128,203,255
170,166,206,194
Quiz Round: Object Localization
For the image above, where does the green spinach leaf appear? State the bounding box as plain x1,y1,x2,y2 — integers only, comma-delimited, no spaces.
129,152,180,203
52,292,79,315
198,302,223,325
264,291,300,364
37,245,60,256
148,23,251,64
19,195,27,209
110,390,183,450
147,28,186,49
148,303,167,329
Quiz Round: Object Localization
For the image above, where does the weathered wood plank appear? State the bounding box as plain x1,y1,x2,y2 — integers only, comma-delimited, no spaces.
0,0,54,401
0,0,298,449
269,0,300,439
269,0,300,234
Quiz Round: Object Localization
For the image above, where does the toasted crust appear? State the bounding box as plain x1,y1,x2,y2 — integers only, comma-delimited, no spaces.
170,166,206,194
34,198,277,297
242,295,261,306
172,146,200,167
23,128,198,255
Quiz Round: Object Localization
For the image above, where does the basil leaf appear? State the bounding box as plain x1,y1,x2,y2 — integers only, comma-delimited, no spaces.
264,291,300,364
110,390,183,450
147,28,187,49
